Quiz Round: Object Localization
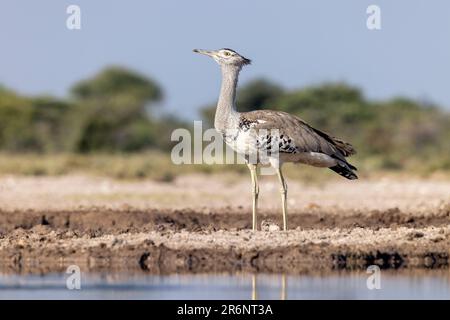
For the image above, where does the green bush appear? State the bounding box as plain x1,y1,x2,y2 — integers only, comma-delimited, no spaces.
0,67,186,153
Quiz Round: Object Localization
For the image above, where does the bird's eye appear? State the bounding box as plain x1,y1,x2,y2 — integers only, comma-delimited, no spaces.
223,51,231,56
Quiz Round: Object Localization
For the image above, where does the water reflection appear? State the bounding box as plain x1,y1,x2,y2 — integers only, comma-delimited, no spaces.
252,274,287,300
0,271,450,299
281,274,286,300
252,275,257,300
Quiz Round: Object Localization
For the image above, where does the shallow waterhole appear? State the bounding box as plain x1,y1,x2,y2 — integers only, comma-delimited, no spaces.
0,271,449,299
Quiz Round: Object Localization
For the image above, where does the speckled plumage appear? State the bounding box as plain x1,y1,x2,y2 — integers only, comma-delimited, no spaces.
218,110,357,179
194,47,358,230
238,110,357,177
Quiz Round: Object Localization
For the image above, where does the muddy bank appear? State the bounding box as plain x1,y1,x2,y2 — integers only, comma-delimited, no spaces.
0,209,450,274
0,205,449,235
0,175,449,274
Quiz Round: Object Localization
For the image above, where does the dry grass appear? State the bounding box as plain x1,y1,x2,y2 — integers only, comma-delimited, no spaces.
0,152,448,182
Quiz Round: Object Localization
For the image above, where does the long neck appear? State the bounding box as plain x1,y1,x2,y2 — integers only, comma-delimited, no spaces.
214,65,241,132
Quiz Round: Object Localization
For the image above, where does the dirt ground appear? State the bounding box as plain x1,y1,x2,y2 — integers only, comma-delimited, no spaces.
0,174,449,274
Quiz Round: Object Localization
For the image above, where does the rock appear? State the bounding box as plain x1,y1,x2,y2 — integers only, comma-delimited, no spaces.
261,220,280,232
406,231,424,241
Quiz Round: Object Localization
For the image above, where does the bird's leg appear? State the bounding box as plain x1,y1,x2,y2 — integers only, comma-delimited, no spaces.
276,168,288,231
247,163,259,231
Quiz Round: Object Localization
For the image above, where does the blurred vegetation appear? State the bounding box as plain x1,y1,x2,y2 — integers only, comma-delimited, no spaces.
0,152,447,182
0,152,249,181
1,67,449,179
201,79,284,124
0,66,184,153
202,80,450,173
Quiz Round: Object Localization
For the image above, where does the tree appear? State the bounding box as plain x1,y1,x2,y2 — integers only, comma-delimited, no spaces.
0,87,73,152
69,66,164,152
0,87,34,151
71,66,162,102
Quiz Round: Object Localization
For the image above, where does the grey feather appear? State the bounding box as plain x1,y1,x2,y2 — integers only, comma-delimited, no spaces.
241,110,355,158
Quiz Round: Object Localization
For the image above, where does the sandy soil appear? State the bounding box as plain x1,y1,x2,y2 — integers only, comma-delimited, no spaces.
0,174,449,274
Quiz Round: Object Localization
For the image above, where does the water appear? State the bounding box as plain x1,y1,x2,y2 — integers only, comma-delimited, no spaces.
0,272,449,299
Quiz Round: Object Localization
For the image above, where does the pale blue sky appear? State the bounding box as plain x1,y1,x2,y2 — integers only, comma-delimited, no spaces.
1,0,450,118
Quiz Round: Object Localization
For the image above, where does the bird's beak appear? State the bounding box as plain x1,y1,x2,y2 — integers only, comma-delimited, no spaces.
193,49,215,57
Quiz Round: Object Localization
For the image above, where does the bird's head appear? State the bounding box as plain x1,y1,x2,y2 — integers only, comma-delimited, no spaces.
193,48,251,68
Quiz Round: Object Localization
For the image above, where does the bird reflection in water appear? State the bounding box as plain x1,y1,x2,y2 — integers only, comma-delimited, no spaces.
251,274,287,300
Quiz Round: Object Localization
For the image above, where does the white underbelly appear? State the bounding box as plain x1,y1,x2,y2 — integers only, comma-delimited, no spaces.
226,129,259,157
224,130,337,167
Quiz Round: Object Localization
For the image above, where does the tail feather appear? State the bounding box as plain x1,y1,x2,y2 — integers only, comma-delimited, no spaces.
332,137,357,157
329,163,358,180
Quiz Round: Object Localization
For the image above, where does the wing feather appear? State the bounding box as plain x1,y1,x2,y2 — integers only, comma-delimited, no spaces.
241,110,356,160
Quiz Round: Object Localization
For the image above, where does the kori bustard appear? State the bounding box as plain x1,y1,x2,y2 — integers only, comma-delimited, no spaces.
193,48,357,231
